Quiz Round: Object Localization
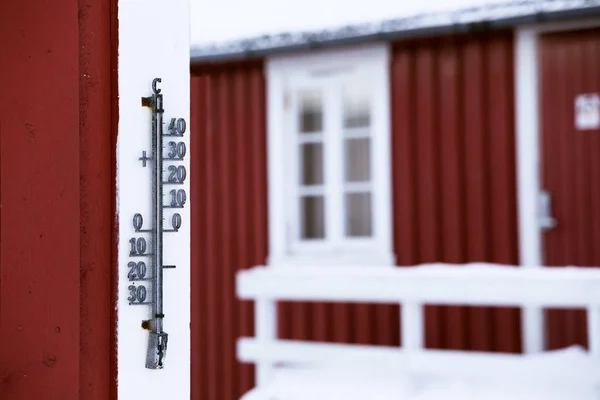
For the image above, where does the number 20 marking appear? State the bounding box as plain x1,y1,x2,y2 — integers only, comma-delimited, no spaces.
127,261,147,280
167,165,186,183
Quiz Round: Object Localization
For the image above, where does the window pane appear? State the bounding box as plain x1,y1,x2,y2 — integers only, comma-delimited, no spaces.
345,192,372,237
299,90,323,133
301,196,325,239
300,143,324,185
343,82,370,128
344,138,370,182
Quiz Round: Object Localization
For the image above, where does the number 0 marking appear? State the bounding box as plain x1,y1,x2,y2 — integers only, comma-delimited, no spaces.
133,213,143,231
172,213,182,231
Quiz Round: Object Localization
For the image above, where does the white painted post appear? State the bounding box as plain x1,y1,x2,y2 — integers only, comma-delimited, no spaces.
117,0,190,398
515,27,545,354
401,303,423,350
255,298,277,387
587,306,600,358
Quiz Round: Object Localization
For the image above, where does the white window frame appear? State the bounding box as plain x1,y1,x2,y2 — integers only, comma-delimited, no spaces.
266,43,395,267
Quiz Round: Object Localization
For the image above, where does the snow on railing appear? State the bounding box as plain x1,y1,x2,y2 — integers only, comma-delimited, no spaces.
236,263,600,389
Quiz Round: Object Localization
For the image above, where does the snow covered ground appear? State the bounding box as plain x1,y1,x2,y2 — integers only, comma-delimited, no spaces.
241,346,600,399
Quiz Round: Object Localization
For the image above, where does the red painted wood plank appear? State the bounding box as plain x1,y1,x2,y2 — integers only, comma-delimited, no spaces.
191,62,267,400
191,76,208,400
584,35,600,347
589,38,600,270
486,34,521,353
462,37,493,352
414,43,443,350
215,72,236,400
391,47,419,267
205,75,220,400
552,36,577,349
0,0,82,398
246,64,268,395
232,68,251,395
543,38,565,349
78,0,115,396
109,0,119,396
568,38,588,348
391,46,417,349
437,36,468,351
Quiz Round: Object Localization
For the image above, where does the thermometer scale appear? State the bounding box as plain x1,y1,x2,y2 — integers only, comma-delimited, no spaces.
126,77,187,369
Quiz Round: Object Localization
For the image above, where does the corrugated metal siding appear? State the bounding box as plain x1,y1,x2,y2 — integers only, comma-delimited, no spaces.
539,28,600,351
191,62,268,400
391,31,521,352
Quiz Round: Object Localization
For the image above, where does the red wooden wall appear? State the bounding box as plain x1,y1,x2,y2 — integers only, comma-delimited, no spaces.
391,31,521,352
190,30,521,400
191,62,268,400
0,0,117,398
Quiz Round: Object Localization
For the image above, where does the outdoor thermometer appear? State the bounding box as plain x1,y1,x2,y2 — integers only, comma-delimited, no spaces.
127,77,187,369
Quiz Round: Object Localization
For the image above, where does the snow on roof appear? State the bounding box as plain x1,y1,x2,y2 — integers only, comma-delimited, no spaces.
190,0,600,63
191,0,500,46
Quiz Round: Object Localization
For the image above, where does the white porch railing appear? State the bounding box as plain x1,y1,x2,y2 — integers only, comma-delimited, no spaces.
236,263,600,391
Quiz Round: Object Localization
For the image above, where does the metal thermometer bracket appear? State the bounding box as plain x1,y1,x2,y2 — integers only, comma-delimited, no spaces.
127,77,187,369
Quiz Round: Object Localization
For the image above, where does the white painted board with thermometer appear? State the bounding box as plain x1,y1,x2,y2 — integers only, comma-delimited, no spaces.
117,0,190,398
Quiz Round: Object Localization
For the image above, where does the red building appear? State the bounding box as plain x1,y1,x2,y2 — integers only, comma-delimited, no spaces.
190,1,600,400
3,0,600,399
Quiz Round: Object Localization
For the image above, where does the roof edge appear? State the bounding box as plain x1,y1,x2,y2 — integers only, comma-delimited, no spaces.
190,0,600,64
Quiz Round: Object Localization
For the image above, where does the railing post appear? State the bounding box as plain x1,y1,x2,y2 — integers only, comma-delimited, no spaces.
587,306,600,358
401,302,423,350
255,297,277,387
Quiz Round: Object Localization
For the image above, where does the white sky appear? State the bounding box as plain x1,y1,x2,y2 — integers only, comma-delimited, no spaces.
190,0,503,46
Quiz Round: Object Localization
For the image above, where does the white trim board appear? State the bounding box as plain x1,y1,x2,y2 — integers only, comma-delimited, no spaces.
117,0,191,397
514,18,600,354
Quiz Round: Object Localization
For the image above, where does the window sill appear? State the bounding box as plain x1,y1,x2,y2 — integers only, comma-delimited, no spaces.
267,251,396,268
